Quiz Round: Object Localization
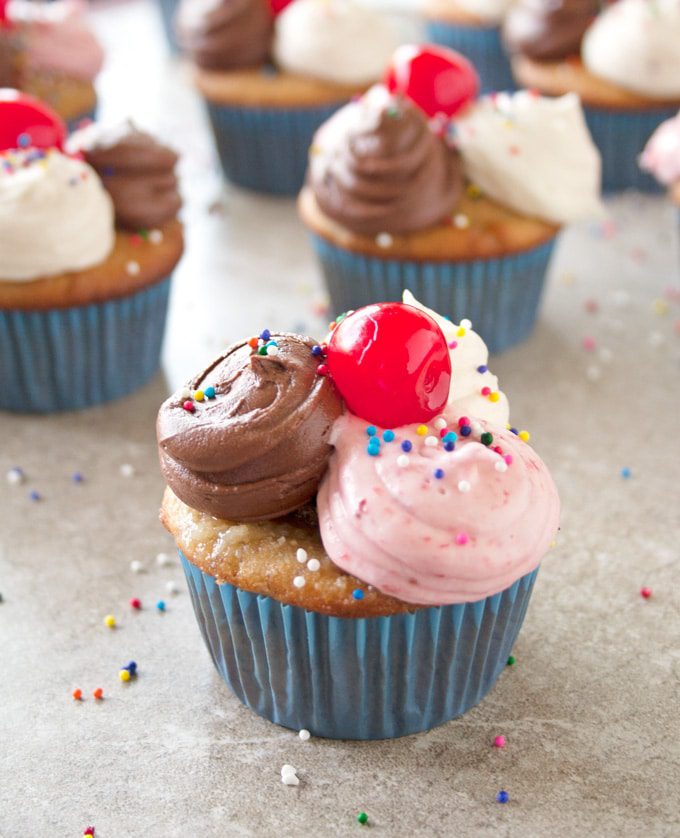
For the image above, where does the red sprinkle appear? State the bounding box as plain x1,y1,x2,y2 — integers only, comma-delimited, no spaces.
72,688,83,701
182,400,195,413
458,416,470,427
130,234,142,247
640,587,652,599
439,428,449,438
481,387,491,396
84,829,95,837
129,597,142,610
316,364,329,377
93,688,103,700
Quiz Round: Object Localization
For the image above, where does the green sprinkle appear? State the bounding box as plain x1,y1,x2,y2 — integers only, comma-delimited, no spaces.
481,432,493,446
387,107,401,119
357,812,368,825
507,655,516,666
257,346,268,356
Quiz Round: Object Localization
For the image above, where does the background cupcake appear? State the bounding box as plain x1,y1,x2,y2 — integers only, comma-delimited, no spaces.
425,0,515,93
175,0,401,195
0,95,183,413
1,0,103,131
158,301,560,739
640,111,680,259
298,47,602,353
503,0,680,193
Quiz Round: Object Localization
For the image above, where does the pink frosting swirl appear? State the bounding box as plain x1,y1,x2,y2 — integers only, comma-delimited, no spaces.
317,413,560,605
640,111,680,187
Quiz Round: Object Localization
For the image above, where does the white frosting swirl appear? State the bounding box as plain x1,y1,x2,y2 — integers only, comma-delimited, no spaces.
273,0,401,86
452,91,603,225
582,0,680,100
403,291,510,426
453,0,513,25
0,149,114,281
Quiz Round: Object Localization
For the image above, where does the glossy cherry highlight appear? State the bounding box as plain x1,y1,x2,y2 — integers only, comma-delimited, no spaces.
384,44,479,119
269,0,295,15
326,303,451,428
0,90,67,152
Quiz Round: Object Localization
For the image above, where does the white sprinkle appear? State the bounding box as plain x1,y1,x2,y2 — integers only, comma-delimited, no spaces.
296,548,308,564
179,387,191,400
126,260,140,276
457,480,471,493
166,580,179,595
149,229,163,244
281,765,299,786
648,331,665,348
471,421,484,436
397,454,410,468
586,365,601,381
298,729,311,741
376,232,393,248
598,348,613,364
120,463,135,478
453,213,469,229
266,345,279,356
130,560,144,573
495,460,508,473
6,467,24,486
460,318,472,330
293,576,306,588
434,417,447,430
156,552,171,567
424,435,438,447
307,559,321,572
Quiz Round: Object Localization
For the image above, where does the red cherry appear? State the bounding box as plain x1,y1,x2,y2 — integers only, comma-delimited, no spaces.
269,0,295,15
326,303,452,428
0,90,67,152
384,44,479,119
0,0,9,25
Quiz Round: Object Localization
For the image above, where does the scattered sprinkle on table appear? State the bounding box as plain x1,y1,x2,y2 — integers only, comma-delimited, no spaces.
156,600,166,612
71,472,84,483
640,587,652,599
357,812,369,825
93,688,103,700
507,655,515,666
130,597,142,610
120,464,135,478
130,560,143,573
28,489,41,502
281,765,299,786
103,614,116,629
496,790,509,804
494,735,507,749
298,729,311,741
6,467,25,485
156,552,171,567
621,467,631,479
166,581,179,595
72,688,83,701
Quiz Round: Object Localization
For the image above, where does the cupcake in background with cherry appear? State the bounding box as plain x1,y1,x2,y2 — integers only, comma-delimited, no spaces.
174,0,401,195
298,44,602,353
0,0,103,131
0,91,183,413
158,298,560,739
424,0,515,94
503,0,680,192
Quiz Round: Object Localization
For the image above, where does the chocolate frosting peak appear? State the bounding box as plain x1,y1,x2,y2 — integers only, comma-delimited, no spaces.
75,122,181,231
176,0,273,71
157,334,343,521
308,88,463,236
503,0,600,62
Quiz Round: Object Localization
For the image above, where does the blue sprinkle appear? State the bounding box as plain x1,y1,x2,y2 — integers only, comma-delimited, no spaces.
204,386,216,399
17,132,31,148
366,425,377,437
443,431,458,444
401,440,412,453
621,467,631,479
367,446,380,457
434,469,445,479
444,442,455,452
102,165,115,178
510,427,519,436
125,661,137,675
259,329,271,341
477,365,488,373
156,600,166,612
496,791,509,804
266,340,278,348
311,345,323,357
383,430,395,443
352,589,364,601
72,472,84,483
28,490,41,502
460,425,472,437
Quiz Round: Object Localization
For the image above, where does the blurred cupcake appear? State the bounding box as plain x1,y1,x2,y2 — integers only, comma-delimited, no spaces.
1,0,103,131
0,95,183,413
503,0,680,192
425,0,515,93
175,0,400,195
298,48,602,353
640,112,680,246
158,299,560,739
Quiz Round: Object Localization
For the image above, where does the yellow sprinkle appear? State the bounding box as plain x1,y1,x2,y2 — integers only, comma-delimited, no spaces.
652,299,669,316
506,423,511,430
488,392,500,403
194,390,205,402
104,614,116,629
456,327,466,338
466,183,482,199
416,425,428,437
119,669,131,682
549,540,557,549
519,430,530,442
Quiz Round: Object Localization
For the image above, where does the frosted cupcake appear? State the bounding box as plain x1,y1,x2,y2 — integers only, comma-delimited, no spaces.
0,0,103,131
425,0,515,93
158,297,560,739
640,112,680,253
503,0,680,192
298,46,602,352
175,0,400,195
0,94,183,412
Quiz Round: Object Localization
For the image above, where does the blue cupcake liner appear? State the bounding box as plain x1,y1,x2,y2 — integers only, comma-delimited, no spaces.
65,108,97,135
158,0,179,52
426,21,515,94
0,276,171,413
309,233,557,354
206,100,347,196
583,105,678,193
180,551,539,740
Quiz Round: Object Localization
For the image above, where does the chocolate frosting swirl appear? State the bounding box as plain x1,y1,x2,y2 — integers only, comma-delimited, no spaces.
74,123,181,231
503,0,600,62
0,30,20,87
308,88,463,236
176,0,273,71
157,334,343,521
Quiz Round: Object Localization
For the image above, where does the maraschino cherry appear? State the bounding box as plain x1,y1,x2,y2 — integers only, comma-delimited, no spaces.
0,90,66,151
385,44,479,119
0,0,9,25
269,0,295,15
325,303,451,428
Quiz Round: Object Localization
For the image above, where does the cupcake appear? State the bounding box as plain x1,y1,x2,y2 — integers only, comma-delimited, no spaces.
640,112,680,248
298,46,602,353
158,298,560,739
0,0,103,131
0,94,183,413
503,0,680,193
424,0,515,93
175,0,400,195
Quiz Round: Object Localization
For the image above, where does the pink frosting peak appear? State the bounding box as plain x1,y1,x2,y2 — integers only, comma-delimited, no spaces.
640,111,680,186
317,413,560,606
9,0,104,81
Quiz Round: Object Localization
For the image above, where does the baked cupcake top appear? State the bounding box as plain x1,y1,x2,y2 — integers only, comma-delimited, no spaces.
159,297,560,610
640,110,680,192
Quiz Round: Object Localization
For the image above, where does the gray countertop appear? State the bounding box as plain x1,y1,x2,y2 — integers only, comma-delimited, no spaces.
1,2,679,836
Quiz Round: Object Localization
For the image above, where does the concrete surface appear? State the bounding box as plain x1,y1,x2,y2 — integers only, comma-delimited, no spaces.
1,2,679,836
